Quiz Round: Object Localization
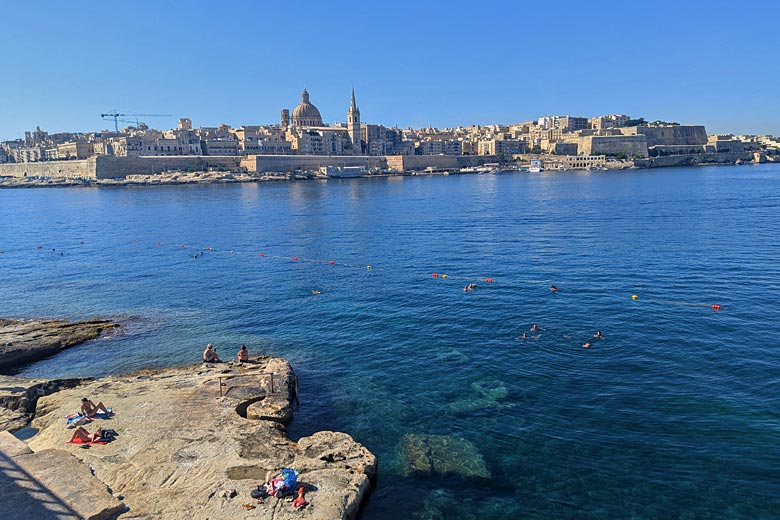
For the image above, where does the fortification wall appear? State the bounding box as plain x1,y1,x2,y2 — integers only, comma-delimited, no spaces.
0,159,97,178
623,126,708,146
0,156,243,179
94,156,242,178
634,152,754,168
384,155,496,172
584,135,649,157
244,155,386,173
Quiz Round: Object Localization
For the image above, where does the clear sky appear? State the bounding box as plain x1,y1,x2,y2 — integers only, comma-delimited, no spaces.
1,0,778,140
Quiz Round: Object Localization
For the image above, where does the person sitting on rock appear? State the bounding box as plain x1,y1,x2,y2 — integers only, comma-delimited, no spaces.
203,343,222,363
70,426,104,443
237,345,249,363
81,398,110,418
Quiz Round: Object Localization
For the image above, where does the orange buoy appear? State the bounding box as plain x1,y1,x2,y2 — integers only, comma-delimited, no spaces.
329,260,335,265
711,304,721,310
293,256,299,261
485,278,494,283
432,273,439,278
258,253,265,257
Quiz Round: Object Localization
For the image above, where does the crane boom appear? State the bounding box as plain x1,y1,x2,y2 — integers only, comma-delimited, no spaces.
100,112,173,132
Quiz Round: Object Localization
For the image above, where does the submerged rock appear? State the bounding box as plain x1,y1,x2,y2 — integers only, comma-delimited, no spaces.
0,318,118,372
399,433,490,479
448,378,509,416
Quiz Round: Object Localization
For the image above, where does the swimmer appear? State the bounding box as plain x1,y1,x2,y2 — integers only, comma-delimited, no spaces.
582,342,591,348
463,283,477,292
312,290,321,295
531,323,541,332
521,333,527,340
550,285,559,292
594,331,604,339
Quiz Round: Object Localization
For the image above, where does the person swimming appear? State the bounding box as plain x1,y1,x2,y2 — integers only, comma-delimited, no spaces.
463,283,477,292
550,285,559,292
311,290,321,295
594,331,604,339
531,323,540,332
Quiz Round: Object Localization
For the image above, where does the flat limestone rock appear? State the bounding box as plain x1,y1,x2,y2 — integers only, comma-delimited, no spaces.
1,448,126,520
23,358,376,519
0,318,118,372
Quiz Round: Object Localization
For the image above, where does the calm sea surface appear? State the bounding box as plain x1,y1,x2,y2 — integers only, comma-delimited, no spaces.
1,165,779,518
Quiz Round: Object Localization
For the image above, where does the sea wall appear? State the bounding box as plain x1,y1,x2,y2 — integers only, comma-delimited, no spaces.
384,155,496,172
634,152,755,168
0,159,96,179
242,154,386,173
94,155,242,178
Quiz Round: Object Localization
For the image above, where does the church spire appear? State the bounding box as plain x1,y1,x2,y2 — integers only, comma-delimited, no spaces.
350,87,358,112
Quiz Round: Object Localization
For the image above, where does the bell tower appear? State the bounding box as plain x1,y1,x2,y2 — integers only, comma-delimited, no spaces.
347,88,361,154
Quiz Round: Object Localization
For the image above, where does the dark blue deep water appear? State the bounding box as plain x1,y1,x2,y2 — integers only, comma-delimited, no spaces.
2,165,779,519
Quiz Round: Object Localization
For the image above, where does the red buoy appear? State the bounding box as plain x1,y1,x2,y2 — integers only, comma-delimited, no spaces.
711,304,721,310
485,278,494,283
329,260,335,265
432,273,439,278
155,242,161,245
293,256,299,261
180,244,185,248
206,247,213,251
258,253,265,257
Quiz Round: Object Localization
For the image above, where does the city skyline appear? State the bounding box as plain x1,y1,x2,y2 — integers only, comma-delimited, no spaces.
1,0,779,140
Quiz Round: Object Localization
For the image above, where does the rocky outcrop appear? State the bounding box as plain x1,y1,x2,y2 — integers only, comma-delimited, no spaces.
0,318,118,372
15,357,376,519
0,375,87,432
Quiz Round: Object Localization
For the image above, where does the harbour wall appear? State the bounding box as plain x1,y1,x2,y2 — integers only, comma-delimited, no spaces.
384,155,496,172
0,156,243,179
241,155,385,173
634,152,754,168
0,158,96,179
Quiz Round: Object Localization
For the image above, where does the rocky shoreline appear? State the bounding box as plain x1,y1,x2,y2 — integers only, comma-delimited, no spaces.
0,318,118,373
1,358,377,519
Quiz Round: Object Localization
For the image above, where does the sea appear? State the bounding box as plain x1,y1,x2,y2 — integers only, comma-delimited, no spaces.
1,165,779,519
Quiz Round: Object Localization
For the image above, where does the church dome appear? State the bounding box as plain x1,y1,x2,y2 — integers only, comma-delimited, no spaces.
292,89,323,127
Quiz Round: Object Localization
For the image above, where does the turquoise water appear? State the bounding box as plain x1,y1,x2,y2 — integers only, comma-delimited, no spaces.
1,166,779,518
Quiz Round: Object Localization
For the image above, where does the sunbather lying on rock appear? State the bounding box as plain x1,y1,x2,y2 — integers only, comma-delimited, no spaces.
81,398,110,417
70,426,105,443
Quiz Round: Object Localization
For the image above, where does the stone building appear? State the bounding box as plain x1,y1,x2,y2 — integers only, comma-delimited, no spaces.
290,89,324,127
347,89,361,153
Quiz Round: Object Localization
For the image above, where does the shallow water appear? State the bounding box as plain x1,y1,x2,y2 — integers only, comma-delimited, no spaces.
1,166,779,518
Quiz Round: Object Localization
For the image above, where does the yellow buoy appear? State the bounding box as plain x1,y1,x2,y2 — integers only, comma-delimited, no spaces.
631,295,638,300
366,265,371,270
442,274,448,279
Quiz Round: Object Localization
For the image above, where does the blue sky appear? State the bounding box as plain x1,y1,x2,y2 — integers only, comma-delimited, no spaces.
1,0,778,140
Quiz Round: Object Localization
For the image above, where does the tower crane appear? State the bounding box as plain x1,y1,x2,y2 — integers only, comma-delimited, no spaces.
100,112,172,132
